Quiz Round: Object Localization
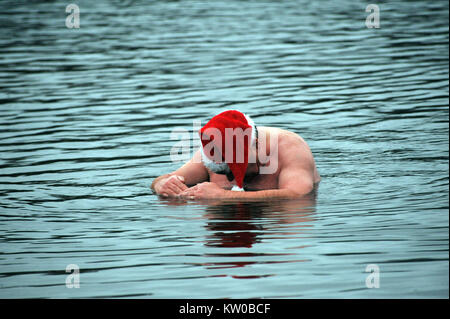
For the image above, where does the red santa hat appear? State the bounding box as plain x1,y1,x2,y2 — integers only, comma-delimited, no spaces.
199,110,256,188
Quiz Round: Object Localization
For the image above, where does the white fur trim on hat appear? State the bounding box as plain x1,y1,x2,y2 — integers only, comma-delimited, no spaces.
201,146,229,173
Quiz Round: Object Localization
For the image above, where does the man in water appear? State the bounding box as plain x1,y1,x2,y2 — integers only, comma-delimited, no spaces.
151,110,320,199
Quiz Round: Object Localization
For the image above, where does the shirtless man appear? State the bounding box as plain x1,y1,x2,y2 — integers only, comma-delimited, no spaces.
151,110,320,200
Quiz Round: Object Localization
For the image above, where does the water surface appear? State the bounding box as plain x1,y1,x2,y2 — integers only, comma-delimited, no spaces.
0,0,448,298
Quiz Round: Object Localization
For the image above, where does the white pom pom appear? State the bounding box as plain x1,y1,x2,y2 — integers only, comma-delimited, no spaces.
231,185,244,191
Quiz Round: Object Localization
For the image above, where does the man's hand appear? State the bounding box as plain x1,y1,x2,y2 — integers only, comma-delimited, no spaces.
179,182,227,200
154,175,188,198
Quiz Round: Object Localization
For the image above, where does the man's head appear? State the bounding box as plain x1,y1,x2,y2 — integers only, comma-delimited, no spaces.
199,110,257,188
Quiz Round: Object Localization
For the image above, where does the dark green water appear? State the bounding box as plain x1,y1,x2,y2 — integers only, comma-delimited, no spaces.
0,0,448,298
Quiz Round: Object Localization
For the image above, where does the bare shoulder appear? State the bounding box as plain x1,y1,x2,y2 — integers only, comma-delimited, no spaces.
264,127,320,182
265,127,313,161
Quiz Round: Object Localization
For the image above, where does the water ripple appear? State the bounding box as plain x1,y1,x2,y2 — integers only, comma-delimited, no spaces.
0,0,448,298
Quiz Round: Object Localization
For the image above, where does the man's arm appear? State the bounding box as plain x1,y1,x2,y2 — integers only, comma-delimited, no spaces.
151,149,209,197
172,149,209,187
219,166,313,199
179,167,314,200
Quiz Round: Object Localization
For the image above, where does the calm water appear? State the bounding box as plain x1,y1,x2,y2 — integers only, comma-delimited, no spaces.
0,0,448,298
